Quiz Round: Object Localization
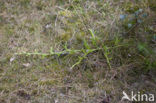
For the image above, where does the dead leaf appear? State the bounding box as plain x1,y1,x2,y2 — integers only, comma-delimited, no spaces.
10,56,15,62
23,63,31,67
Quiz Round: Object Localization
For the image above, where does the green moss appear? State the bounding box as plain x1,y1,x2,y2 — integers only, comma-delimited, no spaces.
58,32,72,42
59,10,73,17
76,32,86,42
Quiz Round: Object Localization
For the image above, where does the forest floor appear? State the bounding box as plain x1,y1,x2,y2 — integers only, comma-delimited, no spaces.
0,0,156,103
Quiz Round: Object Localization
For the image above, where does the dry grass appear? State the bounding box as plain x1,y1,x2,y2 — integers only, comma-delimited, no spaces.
0,0,156,103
